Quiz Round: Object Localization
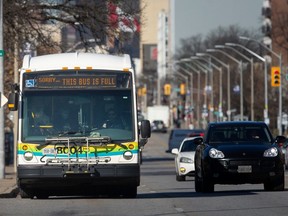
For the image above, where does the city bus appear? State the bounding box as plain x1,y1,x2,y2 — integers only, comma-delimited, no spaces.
8,52,151,199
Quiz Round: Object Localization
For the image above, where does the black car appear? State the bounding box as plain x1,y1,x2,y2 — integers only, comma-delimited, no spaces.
194,121,286,192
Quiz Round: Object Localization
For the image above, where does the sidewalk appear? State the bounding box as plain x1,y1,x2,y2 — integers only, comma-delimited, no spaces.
0,165,18,198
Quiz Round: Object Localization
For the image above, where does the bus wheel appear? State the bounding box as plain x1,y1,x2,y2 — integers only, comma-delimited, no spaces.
122,186,137,198
19,188,34,199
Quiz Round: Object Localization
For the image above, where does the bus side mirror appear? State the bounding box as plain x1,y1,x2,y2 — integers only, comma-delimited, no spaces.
8,92,19,111
140,120,151,139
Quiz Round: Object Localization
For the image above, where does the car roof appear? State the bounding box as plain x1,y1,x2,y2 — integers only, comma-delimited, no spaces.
182,136,202,142
171,128,203,133
208,121,267,127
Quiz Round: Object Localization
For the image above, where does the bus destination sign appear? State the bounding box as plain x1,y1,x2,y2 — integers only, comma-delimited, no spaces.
26,75,117,89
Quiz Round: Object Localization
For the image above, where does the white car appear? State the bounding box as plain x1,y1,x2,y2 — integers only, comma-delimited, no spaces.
171,136,202,181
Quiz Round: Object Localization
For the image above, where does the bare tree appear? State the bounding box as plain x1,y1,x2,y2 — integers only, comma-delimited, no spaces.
3,0,141,128
4,0,141,53
271,1,288,57
175,25,269,124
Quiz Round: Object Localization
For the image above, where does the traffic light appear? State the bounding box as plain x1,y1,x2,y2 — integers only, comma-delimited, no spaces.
180,83,186,95
164,84,171,95
271,66,281,87
137,87,146,96
137,88,142,96
141,87,147,95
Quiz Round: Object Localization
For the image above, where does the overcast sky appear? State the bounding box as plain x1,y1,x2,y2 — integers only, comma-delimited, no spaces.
174,0,263,49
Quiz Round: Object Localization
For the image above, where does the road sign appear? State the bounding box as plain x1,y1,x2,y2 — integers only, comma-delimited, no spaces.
0,92,8,107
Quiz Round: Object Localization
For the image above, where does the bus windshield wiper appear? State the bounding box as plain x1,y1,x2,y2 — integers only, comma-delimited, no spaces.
58,131,78,137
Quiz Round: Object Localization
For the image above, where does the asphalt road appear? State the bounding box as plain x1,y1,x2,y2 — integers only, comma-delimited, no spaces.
0,132,288,216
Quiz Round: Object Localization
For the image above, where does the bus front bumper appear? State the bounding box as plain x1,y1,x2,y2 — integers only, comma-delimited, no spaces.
17,164,140,187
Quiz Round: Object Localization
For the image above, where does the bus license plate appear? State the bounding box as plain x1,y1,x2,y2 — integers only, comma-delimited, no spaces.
237,165,252,173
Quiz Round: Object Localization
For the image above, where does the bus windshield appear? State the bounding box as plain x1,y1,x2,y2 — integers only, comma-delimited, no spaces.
22,89,134,142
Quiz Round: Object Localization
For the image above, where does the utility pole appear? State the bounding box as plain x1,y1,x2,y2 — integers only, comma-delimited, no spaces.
0,0,5,179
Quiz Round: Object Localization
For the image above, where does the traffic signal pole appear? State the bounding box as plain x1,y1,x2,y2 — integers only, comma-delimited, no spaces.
279,54,282,135
239,36,283,135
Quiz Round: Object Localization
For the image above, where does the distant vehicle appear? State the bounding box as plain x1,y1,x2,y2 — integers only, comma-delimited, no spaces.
151,120,167,133
147,106,170,128
137,111,145,126
280,140,288,169
171,136,202,181
194,121,286,193
187,129,205,137
167,129,204,152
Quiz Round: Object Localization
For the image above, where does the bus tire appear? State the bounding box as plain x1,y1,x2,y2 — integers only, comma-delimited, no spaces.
123,186,137,198
19,188,34,199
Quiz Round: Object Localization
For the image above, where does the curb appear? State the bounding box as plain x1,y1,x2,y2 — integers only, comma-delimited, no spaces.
0,186,19,198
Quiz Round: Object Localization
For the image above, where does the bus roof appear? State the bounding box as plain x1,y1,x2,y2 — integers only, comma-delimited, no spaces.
22,52,132,71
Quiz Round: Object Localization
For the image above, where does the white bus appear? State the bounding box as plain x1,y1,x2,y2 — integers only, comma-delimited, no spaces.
8,52,151,198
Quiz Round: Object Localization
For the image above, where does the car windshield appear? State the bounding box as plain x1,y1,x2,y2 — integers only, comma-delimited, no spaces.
208,125,272,144
180,140,197,152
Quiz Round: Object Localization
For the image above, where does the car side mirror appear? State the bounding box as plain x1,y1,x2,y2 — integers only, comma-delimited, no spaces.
194,137,203,145
171,148,179,155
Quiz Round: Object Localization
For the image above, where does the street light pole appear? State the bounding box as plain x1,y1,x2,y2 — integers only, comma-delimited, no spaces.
175,71,189,128
223,44,255,121
196,55,223,121
202,52,231,121
207,48,243,121
225,42,268,124
181,62,201,128
190,58,215,123
175,61,193,109
182,59,209,127
239,36,282,134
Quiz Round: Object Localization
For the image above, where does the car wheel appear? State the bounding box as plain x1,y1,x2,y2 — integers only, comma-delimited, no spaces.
202,176,214,193
264,172,285,191
122,185,137,198
35,193,49,199
194,170,202,192
176,174,185,181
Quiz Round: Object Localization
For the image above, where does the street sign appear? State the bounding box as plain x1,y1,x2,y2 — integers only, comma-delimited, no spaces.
0,92,8,107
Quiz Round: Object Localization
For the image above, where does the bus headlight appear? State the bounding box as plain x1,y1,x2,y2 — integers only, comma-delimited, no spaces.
24,151,34,161
123,151,133,160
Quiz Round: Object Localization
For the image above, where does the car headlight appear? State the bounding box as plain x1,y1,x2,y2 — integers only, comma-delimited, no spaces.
263,147,278,157
180,157,193,163
209,148,225,159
